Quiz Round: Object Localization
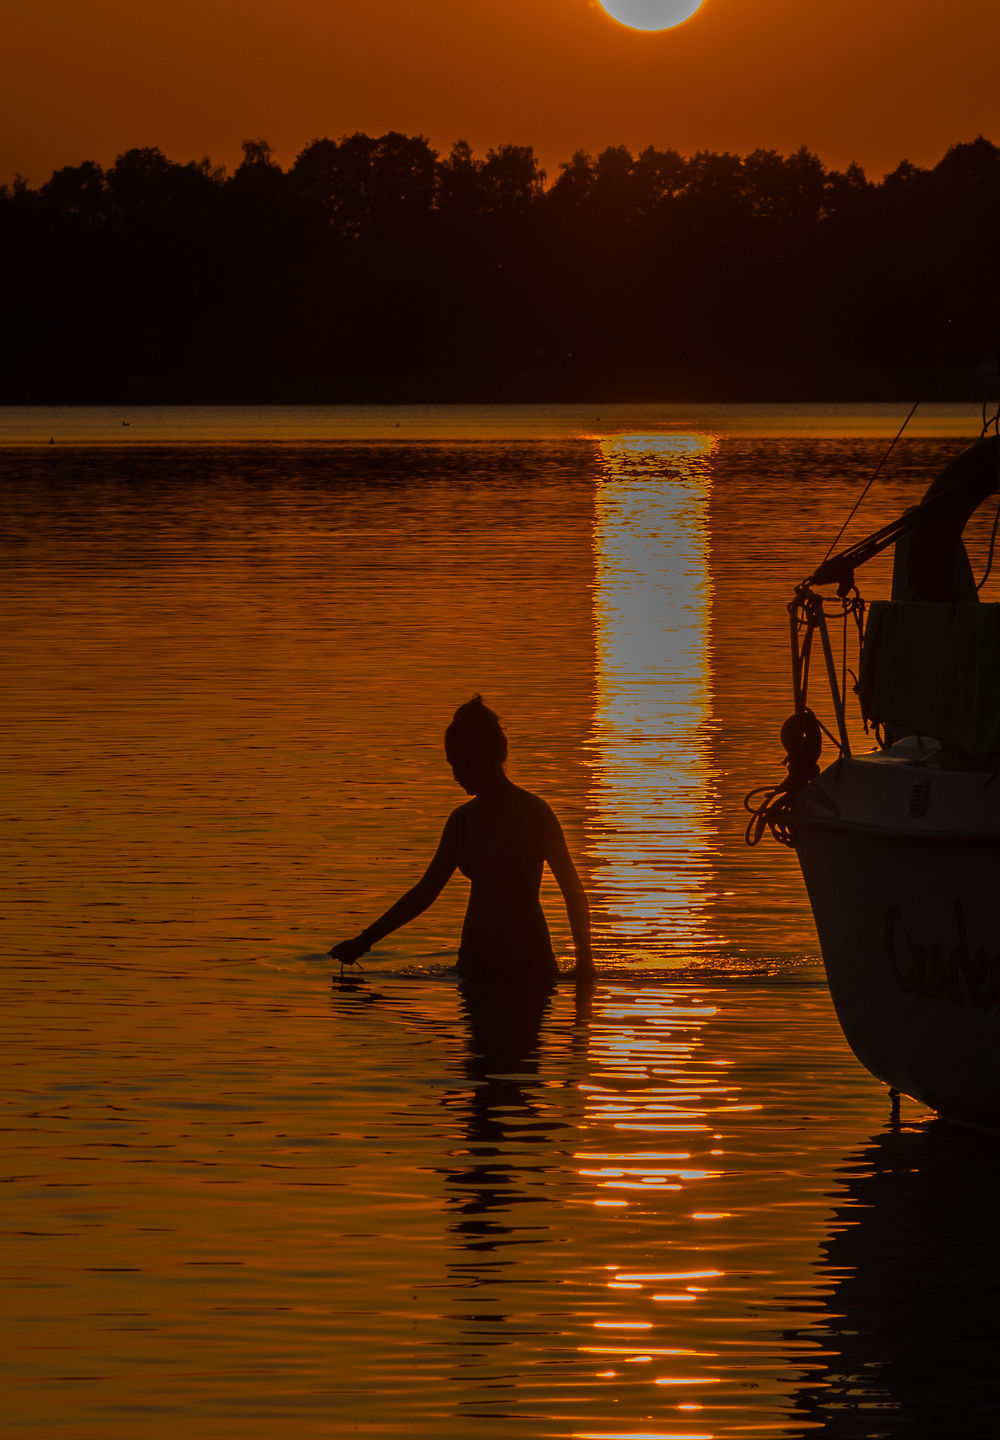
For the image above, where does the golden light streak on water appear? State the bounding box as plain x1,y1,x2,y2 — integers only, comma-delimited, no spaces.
572,986,736,1414
655,1376,721,1385
580,1348,716,1357
574,1432,714,1439
588,433,721,960
616,1272,723,1281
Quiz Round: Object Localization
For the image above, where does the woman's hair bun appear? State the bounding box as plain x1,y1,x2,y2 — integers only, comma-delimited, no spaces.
445,695,508,766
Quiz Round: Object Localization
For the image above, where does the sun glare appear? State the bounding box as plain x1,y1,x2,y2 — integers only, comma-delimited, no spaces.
589,433,719,958
597,0,705,31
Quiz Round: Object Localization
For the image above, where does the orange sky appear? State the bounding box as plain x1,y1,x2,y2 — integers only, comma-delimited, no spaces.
3,0,998,188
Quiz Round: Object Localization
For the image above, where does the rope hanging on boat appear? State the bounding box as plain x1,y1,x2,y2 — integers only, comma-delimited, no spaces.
744,588,864,847
747,406,1000,851
743,706,822,847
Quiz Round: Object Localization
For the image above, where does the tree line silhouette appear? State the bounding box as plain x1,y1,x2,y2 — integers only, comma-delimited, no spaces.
3,133,1000,402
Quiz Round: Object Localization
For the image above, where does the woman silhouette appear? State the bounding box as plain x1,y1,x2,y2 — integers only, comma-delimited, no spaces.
329,697,594,984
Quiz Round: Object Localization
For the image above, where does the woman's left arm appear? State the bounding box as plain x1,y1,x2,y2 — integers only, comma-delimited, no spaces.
545,815,595,978
329,812,460,965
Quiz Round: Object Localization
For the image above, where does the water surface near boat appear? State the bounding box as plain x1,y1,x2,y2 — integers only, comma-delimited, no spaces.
3,406,999,1437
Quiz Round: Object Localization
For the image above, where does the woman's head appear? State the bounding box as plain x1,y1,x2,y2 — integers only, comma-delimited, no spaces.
445,695,508,793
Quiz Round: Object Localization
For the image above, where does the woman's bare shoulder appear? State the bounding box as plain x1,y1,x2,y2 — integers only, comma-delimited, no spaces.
445,799,476,827
511,785,561,827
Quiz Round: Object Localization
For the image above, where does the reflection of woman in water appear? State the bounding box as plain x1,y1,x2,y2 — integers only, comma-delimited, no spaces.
329,696,594,984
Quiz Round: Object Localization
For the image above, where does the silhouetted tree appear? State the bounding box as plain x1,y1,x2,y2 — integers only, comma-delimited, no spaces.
3,132,1000,401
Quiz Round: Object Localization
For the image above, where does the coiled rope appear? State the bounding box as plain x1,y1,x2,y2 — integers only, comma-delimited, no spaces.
744,707,822,847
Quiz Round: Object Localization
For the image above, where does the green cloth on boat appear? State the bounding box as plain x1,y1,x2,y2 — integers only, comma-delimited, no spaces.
858,601,1000,763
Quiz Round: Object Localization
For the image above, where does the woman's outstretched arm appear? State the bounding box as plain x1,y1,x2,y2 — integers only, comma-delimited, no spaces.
329,814,459,965
545,819,595,979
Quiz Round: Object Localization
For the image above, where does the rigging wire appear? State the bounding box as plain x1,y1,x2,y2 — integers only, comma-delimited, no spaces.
808,446,1000,589
974,386,1000,587
976,492,1000,590
820,393,924,566
824,157,1000,568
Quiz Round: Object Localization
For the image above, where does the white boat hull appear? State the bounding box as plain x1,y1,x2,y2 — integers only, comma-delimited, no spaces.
791,750,1000,1129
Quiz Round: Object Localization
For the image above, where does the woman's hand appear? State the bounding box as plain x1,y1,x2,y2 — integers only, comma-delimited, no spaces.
329,935,368,967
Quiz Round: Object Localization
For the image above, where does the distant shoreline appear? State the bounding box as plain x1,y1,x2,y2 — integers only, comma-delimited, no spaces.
0,400,987,447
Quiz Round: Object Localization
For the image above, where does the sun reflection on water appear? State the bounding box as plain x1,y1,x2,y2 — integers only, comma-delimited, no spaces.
571,983,746,1433
588,433,721,962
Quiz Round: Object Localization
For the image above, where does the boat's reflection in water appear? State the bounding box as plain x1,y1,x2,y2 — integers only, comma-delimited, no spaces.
790,1120,1000,1439
433,977,1000,1437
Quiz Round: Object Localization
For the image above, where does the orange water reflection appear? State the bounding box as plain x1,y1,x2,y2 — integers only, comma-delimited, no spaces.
587,434,722,962
3,433,985,1440
570,983,754,1434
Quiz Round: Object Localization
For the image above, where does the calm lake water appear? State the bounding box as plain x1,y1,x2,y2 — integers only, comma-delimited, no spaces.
3,404,999,1439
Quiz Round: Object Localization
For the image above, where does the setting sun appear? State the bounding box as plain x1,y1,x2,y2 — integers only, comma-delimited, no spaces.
597,0,706,30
